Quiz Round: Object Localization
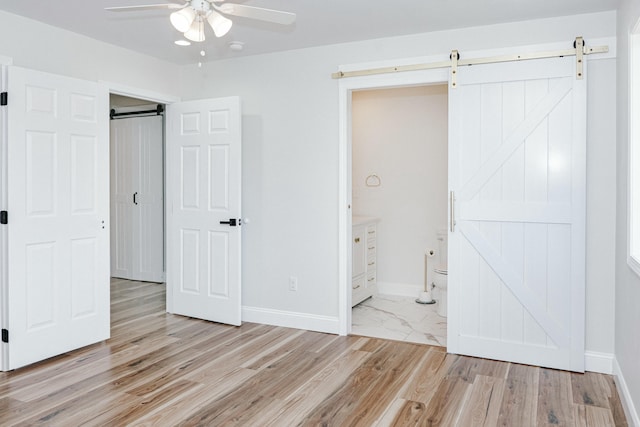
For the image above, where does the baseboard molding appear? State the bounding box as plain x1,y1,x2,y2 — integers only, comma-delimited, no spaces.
242,306,340,335
584,351,614,374
614,357,640,427
377,281,422,298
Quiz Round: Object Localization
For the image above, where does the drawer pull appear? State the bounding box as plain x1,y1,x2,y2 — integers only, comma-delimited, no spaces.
354,237,360,243
353,284,361,289
368,246,375,250
368,230,375,234
367,277,375,282
368,262,375,266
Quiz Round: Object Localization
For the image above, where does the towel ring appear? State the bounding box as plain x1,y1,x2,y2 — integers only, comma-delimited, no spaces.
365,174,381,187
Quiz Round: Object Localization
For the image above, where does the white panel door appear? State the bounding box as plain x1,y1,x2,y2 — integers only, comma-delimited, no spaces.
6,67,110,370
110,115,164,282
166,97,241,325
448,56,586,372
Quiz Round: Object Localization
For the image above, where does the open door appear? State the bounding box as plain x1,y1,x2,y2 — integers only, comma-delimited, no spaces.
448,56,586,371
166,97,242,326
4,67,110,370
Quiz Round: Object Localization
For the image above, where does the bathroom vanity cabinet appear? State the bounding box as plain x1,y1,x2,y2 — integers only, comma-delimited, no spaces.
352,216,378,306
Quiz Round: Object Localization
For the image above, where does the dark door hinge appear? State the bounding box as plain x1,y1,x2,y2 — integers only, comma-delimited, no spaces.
1,92,7,106
1,329,8,343
0,211,6,225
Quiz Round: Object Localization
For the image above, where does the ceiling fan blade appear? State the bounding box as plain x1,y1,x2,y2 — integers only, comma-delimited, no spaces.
105,3,185,12
218,3,296,25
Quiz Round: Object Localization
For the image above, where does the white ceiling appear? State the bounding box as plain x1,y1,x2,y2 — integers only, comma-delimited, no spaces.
0,0,617,65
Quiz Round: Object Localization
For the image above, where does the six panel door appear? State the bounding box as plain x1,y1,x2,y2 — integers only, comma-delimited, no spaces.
166,97,242,326
6,67,110,370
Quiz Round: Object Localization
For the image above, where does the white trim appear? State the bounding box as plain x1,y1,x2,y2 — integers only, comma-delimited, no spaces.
377,282,423,298
0,56,12,66
100,81,180,104
584,351,614,374
614,357,640,427
628,25,640,279
242,306,339,334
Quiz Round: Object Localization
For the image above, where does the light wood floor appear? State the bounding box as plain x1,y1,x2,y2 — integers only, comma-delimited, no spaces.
0,279,628,426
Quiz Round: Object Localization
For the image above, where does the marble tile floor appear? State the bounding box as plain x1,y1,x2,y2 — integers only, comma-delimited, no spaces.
351,293,447,347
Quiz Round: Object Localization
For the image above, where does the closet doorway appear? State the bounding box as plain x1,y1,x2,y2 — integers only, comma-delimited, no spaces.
109,94,165,283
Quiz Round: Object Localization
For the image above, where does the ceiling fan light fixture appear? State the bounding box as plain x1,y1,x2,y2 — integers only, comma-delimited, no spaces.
207,10,233,38
184,16,206,42
170,7,196,33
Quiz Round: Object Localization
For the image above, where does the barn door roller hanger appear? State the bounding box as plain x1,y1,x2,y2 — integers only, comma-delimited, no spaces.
332,36,602,84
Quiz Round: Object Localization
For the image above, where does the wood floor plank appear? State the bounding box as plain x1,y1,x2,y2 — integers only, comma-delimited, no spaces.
537,368,575,426
421,377,472,426
297,341,426,426
571,371,614,409
262,350,371,426
128,368,257,427
0,279,627,426
446,354,510,383
389,399,429,426
400,347,449,404
178,348,344,426
457,374,506,426
498,363,539,427
573,404,616,426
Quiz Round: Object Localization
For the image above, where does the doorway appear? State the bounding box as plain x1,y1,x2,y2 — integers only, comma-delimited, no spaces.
349,84,448,345
337,66,450,338
109,94,165,284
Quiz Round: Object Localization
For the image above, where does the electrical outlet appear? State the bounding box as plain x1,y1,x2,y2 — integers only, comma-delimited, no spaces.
289,276,298,291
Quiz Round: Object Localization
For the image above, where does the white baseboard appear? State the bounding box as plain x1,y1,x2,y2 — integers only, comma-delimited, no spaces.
242,306,339,334
614,357,640,427
377,281,422,298
584,351,614,374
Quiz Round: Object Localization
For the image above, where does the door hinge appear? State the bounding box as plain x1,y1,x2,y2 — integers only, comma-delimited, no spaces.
0,92,7,106
1,329,8,343
0,211,6,225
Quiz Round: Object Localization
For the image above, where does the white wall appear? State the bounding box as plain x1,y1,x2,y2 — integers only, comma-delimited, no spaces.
179,10,618,359
0,11,181,98
616,0,640,423
352,86,448,291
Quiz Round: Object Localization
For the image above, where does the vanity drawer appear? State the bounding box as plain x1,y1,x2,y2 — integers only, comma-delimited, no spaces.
366,225,376,241
366,254,376,271
366,271,376,287
352,275,365,290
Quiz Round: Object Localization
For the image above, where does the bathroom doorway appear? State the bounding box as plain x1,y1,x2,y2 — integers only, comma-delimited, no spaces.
349,84,449,346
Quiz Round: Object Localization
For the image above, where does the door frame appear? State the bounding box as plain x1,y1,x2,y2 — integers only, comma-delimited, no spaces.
103,82,180,310
337,58,449,336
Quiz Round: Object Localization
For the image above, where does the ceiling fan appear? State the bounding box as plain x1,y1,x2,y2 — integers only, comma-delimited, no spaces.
105,0,296,42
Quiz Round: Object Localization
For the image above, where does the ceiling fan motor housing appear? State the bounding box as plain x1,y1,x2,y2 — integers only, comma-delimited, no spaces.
191,0,212,13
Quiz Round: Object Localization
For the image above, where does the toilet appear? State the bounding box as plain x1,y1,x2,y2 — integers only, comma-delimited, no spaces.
434,267,448,317
433,230,448,317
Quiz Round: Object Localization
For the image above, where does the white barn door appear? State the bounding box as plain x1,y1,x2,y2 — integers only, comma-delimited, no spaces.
448,56,586,372
5,67,110,370
166,97,242,325
110,115,164,282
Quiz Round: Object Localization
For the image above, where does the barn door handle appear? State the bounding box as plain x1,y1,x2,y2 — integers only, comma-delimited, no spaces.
220,218,238,226
133,192,138,205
